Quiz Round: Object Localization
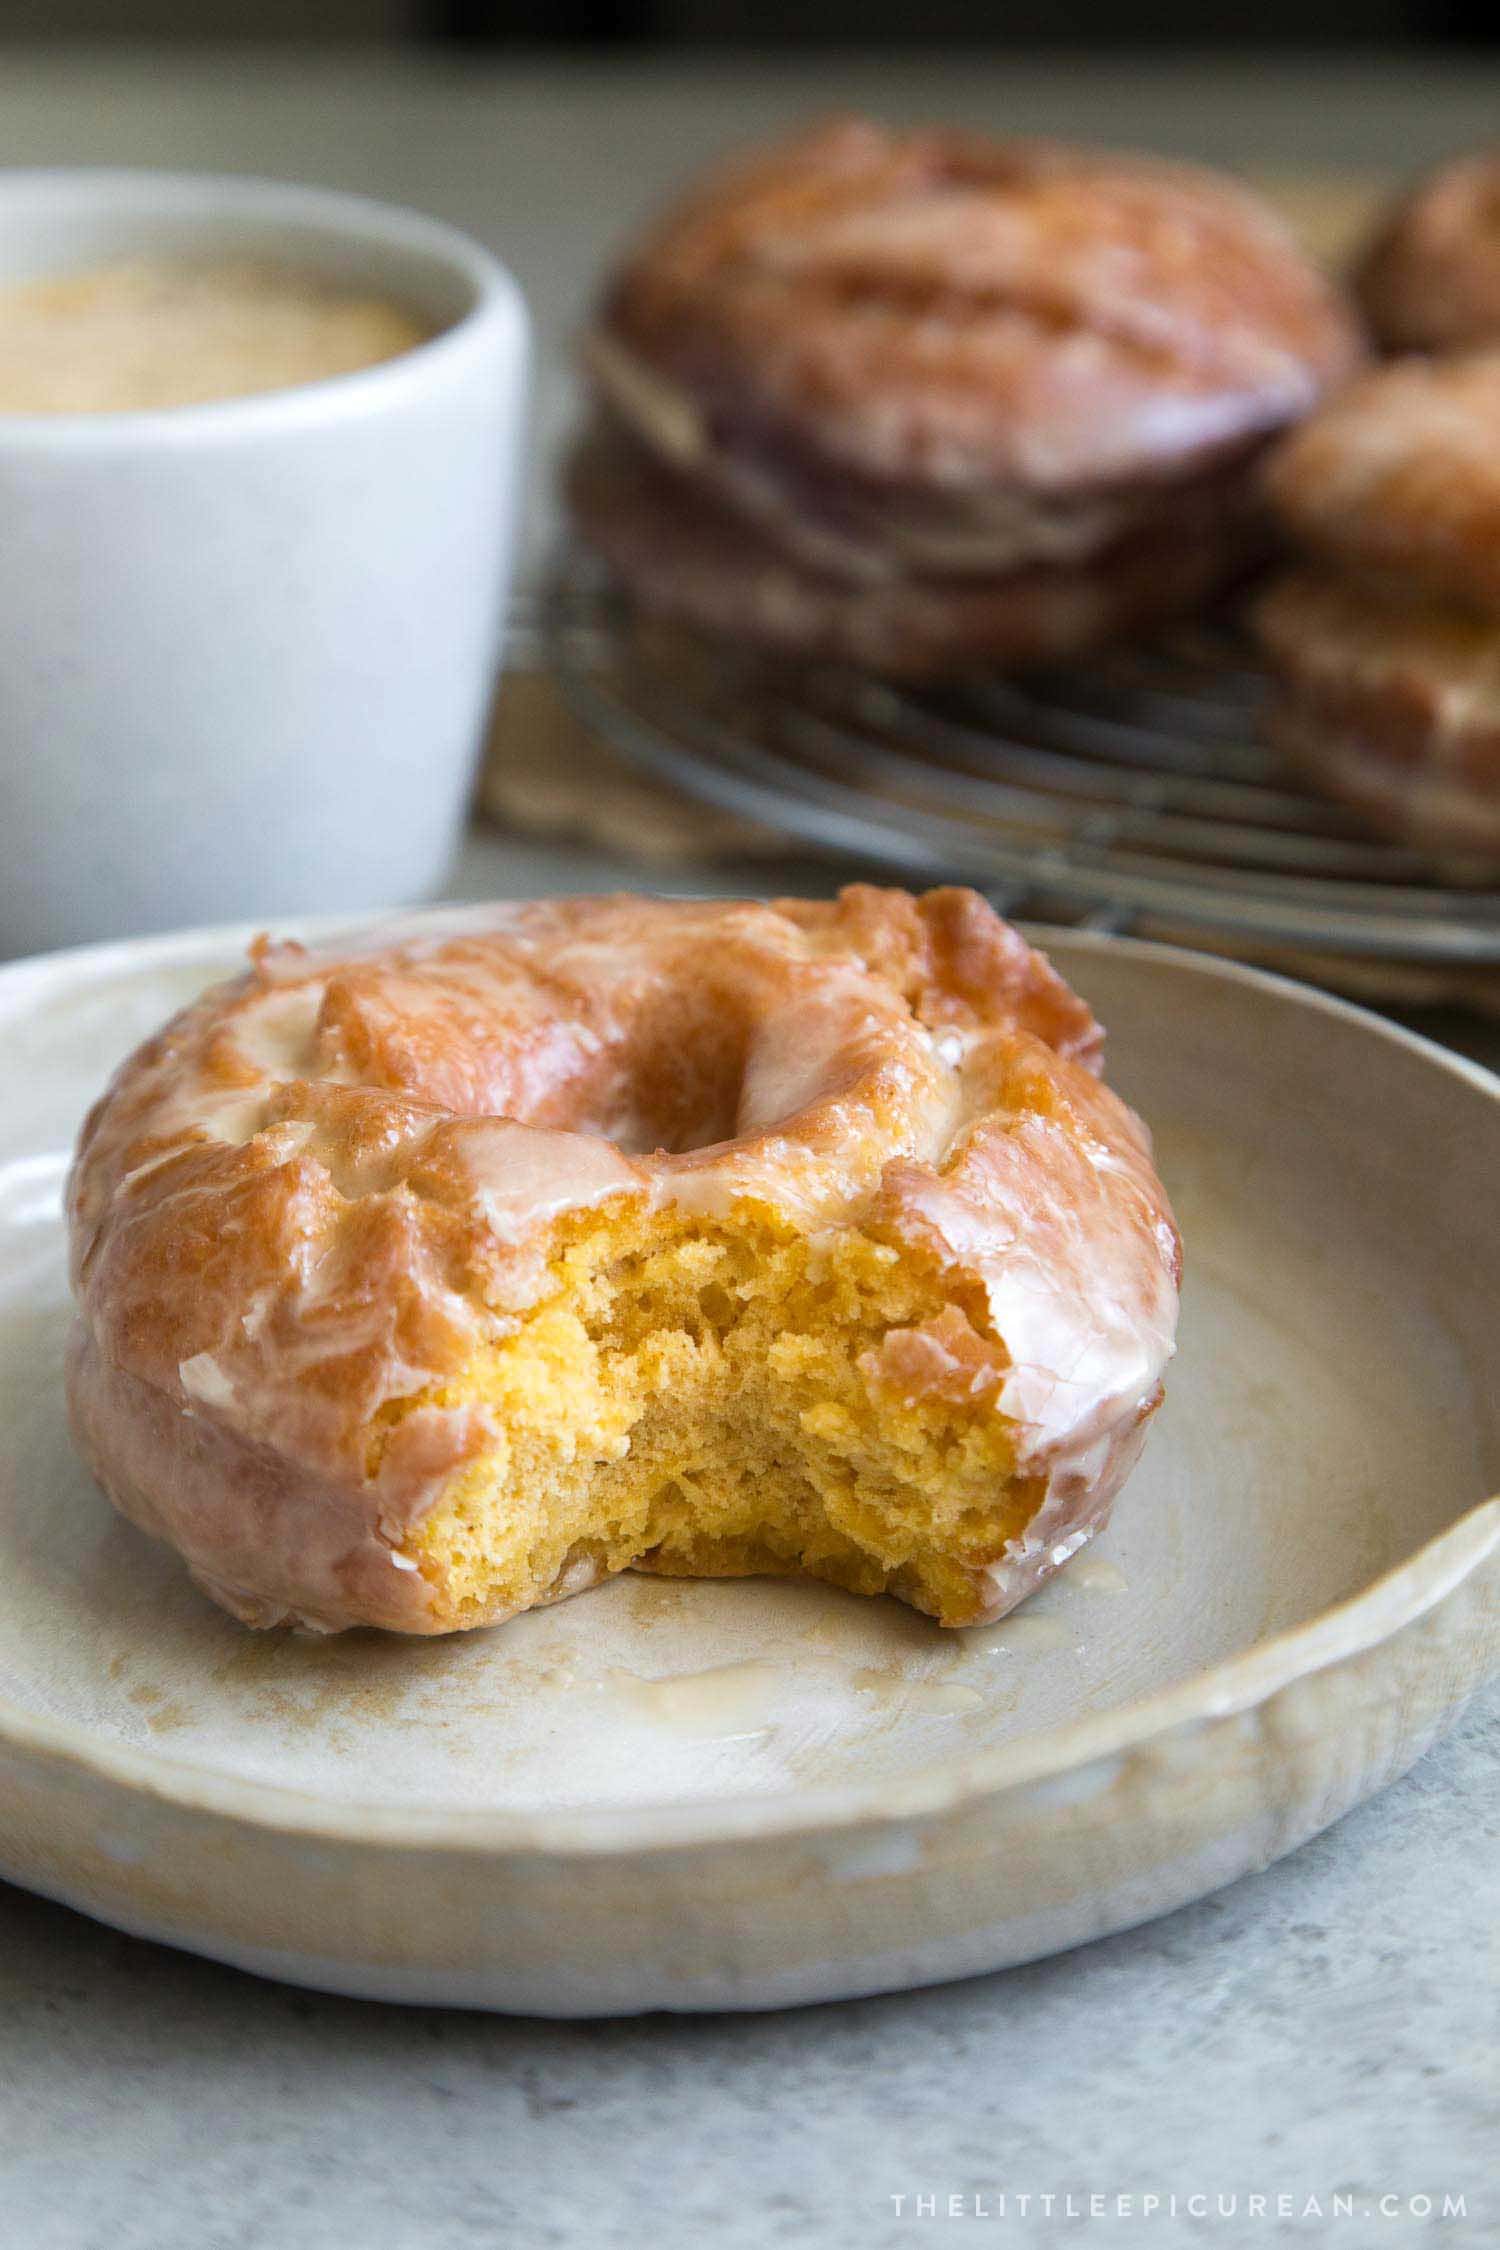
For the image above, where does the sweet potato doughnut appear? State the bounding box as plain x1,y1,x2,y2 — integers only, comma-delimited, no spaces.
1262,350,1500,618
66,889,1181,1636
574,117,1361,673
1255,353,1500,861
1355,152,1500,354
1255,571,1500,861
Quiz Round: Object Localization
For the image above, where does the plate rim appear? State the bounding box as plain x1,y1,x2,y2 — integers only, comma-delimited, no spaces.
2,909,1498,1858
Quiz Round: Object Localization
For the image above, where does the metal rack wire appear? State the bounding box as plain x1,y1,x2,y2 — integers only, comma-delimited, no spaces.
540,546,1500,984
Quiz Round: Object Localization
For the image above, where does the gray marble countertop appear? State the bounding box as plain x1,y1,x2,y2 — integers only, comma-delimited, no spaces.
1,50,1498,2249
4,1697,1495,2248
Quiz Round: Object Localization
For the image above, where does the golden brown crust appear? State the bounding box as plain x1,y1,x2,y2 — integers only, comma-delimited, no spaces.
1262,349,1500,620
595,118,1359,496
1253,568,1500,859
67,889,1180,1634
1355,152,1500,354
568,422,1261,679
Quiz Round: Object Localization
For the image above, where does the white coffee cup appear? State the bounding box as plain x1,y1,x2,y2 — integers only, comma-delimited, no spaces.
0,170,528,956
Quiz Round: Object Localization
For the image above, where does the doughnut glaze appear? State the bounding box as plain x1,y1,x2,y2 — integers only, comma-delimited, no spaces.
67,889,1181,1635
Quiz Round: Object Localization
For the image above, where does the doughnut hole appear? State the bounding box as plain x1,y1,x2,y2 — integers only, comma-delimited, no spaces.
314,955,872,1158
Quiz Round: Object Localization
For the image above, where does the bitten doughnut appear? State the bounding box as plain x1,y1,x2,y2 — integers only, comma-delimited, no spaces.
1254,351,1500,859
66,889,1181,1636
1355,152,1500,354
574,118,1361,677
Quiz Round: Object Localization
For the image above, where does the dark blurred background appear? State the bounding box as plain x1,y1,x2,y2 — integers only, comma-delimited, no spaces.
0,0,1493,44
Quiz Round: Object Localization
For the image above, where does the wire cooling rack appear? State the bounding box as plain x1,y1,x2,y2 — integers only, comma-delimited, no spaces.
538,546,1500,993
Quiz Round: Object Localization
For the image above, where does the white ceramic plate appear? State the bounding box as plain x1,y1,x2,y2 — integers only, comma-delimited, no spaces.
0,920,1496,2014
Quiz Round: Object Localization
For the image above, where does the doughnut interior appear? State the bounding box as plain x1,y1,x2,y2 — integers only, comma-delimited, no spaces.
67,889,1180,1635
400,1201,1031,1630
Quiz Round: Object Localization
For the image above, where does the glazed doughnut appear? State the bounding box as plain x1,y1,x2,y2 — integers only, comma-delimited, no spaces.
66,888,1181,1636
568,422,1259,682
575,117,1360,675
1254,571,1500,861
1255,352,1500,860
1262,350,1500,617
1355,152,1500,354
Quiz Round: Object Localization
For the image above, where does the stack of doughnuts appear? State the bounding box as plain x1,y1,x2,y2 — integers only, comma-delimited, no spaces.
571,118,1361,679
1254,351,1500,860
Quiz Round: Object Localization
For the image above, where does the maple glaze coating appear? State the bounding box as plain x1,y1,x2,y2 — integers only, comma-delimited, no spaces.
67,889,1181,1632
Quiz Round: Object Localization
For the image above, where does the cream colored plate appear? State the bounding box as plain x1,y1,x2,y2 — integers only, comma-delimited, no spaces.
0,921,1496,2014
